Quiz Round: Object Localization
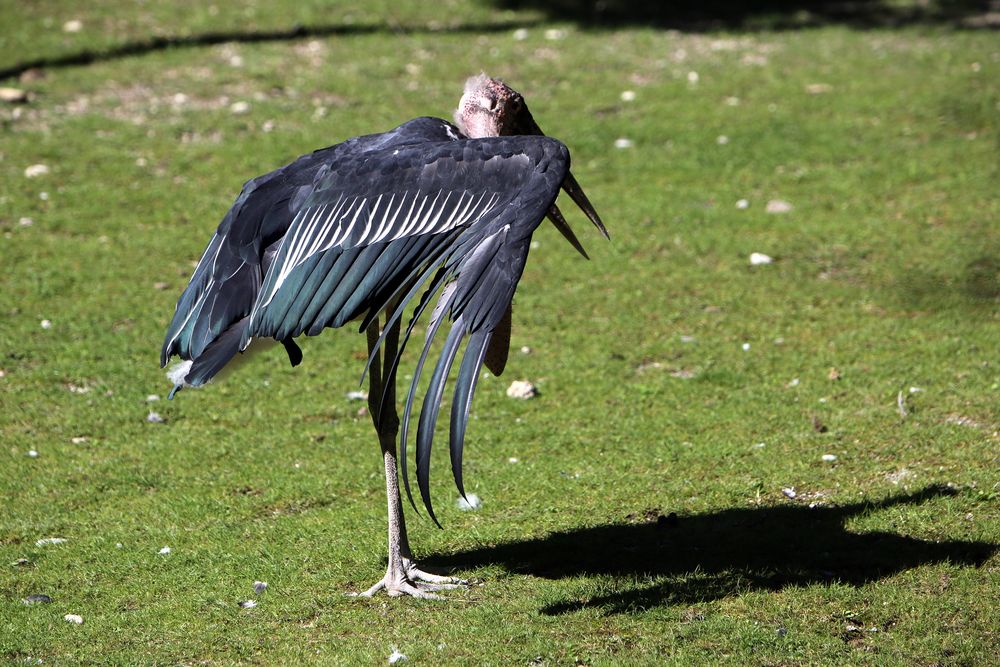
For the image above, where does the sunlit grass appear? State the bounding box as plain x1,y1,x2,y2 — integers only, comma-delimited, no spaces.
1,2,997,664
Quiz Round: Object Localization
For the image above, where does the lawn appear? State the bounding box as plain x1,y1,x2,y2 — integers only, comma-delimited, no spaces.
1,1,998,664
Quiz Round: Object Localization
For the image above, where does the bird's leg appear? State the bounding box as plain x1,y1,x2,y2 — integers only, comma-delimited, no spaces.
352,314,466,599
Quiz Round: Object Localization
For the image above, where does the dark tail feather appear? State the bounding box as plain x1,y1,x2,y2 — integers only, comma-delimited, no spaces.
449,330,491,500
415,318,466,527
399,288,458,515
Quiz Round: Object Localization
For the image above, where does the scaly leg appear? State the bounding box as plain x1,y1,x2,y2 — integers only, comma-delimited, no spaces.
350,312,467,598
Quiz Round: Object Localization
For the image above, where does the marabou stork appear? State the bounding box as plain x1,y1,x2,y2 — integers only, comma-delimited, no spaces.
161,75,607,598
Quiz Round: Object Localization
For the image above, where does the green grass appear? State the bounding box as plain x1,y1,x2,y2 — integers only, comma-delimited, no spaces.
1,2,998,664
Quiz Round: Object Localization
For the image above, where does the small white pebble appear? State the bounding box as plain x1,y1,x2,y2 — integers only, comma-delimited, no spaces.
346,390,368,401
506,380,538,399
519,346,531,354
909,386,923,394
620,90,636,102
62,20,83,33
262,120,275,132
687,71,700,84
614,138,634,149
115,543,123,549
39,191,49,201
228,55,244,67
782,487,797,499
544,28,565,40
716,135,729,145
158,546,171,554
735,199,749,209
821,454,838,462
679,335,696,343
63,614,84,624
457,494,482,511
388,649,408,664
239,600,257,609
27,449,39,458
530,240,540,249
36,537,67,546
508,457,519,464
70,437,87,444
24,164,49,178
146,394,160,402
19,217,34,227
749,252,774,265
147,411,165,424
512,28,528,41
253,581,268,594
741,343,751,351
752,442,766,449
230,101,251,115
40,319,52,329
766,199,793,214
787,378,800,387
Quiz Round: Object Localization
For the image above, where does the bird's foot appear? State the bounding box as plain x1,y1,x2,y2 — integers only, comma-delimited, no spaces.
349,558,467,599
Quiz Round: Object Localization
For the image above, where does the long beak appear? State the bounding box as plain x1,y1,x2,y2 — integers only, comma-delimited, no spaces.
520,110,610,255
560,169,609,240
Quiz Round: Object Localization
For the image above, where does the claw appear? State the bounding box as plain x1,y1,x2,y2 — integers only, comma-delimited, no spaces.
349,558,468,599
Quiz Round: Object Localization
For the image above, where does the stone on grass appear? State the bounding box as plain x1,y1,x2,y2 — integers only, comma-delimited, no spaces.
821,454,838,462
388,649,408,664
24,164,49,178
253,581,268,594
749,252,773,265
62,20,83,33
614,138,633,149
766,199,793,214
782,487,797,499
158,546,171,554
64,614,84,624
147,411,165,423
239,600,257,609
506,380,538,399
0,87,28,103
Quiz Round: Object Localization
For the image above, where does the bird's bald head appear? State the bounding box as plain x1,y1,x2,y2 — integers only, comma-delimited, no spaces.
454,74,539,138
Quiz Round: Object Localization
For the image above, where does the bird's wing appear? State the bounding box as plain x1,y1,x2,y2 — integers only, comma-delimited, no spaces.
160,117,465,387
243,136,568,346
244,137,570,521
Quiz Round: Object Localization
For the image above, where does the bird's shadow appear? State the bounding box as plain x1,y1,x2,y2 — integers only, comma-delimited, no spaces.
432,485,996,614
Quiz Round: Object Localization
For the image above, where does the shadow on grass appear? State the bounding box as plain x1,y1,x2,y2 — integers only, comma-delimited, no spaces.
0,18,542,81
487,0,997,31
434,485,996,614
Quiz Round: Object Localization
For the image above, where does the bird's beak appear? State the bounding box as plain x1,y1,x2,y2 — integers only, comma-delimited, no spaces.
519,109,609,259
